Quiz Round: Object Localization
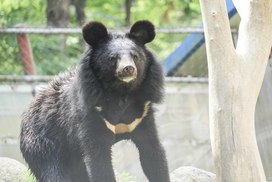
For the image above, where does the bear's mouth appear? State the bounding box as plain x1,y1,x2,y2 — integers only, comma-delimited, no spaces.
117,74,137,83
115,63,137,83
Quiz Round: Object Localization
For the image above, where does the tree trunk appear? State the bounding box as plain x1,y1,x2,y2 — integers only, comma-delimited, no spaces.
46,0,70,27
199,0,272,181
72,0,86,25
125,0,132,26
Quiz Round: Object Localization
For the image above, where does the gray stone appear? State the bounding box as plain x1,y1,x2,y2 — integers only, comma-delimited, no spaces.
0,157,28,182
170,166,216,182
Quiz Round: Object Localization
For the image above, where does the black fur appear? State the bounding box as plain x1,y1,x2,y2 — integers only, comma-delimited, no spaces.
82,21,108,48
129,20,155,44
20,20,170,182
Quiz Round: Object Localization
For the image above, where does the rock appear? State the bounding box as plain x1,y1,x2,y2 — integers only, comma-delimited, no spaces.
170,166,216,182
0,157,28,182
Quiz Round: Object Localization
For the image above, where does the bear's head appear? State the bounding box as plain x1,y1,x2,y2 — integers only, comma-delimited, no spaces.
82,20,156,92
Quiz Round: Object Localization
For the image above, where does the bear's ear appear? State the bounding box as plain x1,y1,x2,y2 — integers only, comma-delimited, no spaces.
82,21,108,47
129,20,155,44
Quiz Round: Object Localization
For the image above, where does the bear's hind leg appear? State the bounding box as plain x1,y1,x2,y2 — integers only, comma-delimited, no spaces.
30,161,70,182
20,134,69,182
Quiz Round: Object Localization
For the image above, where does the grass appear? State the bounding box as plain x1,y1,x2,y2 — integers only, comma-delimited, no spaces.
23,170,36,182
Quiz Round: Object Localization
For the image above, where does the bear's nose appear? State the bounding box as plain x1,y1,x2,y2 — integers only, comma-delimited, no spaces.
123,66,135,75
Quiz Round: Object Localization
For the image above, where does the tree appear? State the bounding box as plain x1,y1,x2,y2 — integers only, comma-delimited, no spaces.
72,0,86,26
46,0,70,27
124,0,133,26
199,0,272,181
46,0,86,27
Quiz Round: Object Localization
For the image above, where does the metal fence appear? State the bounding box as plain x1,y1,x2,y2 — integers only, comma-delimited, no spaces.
0,27,238,34
0,26,238,76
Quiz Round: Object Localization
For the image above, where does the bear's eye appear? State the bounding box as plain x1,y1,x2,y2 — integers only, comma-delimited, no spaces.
132,54,138,61
109,56,118,62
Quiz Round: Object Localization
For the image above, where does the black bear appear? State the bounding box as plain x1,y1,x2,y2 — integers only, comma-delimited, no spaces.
20,20,170,182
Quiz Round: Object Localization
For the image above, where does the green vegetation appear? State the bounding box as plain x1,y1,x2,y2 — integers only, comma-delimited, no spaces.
116,172,138,182
23,170,36,182
0,0,201,75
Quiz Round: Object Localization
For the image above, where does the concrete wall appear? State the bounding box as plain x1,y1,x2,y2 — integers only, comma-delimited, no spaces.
0,76,271,181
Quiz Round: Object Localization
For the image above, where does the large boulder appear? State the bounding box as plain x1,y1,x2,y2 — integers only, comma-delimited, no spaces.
0,157,28,182
171,166,216,182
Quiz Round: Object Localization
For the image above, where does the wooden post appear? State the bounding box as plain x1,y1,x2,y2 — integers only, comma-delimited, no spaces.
17,33,36,75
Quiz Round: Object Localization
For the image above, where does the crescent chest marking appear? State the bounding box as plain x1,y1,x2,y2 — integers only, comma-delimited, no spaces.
95,101,151,134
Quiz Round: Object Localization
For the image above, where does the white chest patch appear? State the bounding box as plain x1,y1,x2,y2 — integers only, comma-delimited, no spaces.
96,101,151,134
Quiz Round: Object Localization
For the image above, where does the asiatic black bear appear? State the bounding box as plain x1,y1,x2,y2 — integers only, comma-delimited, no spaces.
20,20,170,182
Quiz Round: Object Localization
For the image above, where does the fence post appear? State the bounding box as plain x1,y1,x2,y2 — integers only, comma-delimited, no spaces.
17,33,36,75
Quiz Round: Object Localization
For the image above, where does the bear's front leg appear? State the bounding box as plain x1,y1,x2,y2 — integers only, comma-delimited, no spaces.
84,142,115,182
132,116,170,182
78,121,116,182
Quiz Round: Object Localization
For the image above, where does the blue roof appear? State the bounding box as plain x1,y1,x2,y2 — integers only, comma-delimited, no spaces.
161,0,237,76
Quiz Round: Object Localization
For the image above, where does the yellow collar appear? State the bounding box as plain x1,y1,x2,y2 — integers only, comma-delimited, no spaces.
96,101,151,134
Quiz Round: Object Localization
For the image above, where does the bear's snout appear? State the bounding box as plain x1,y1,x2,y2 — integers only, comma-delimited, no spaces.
115,56,137,83
122,65,135,76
